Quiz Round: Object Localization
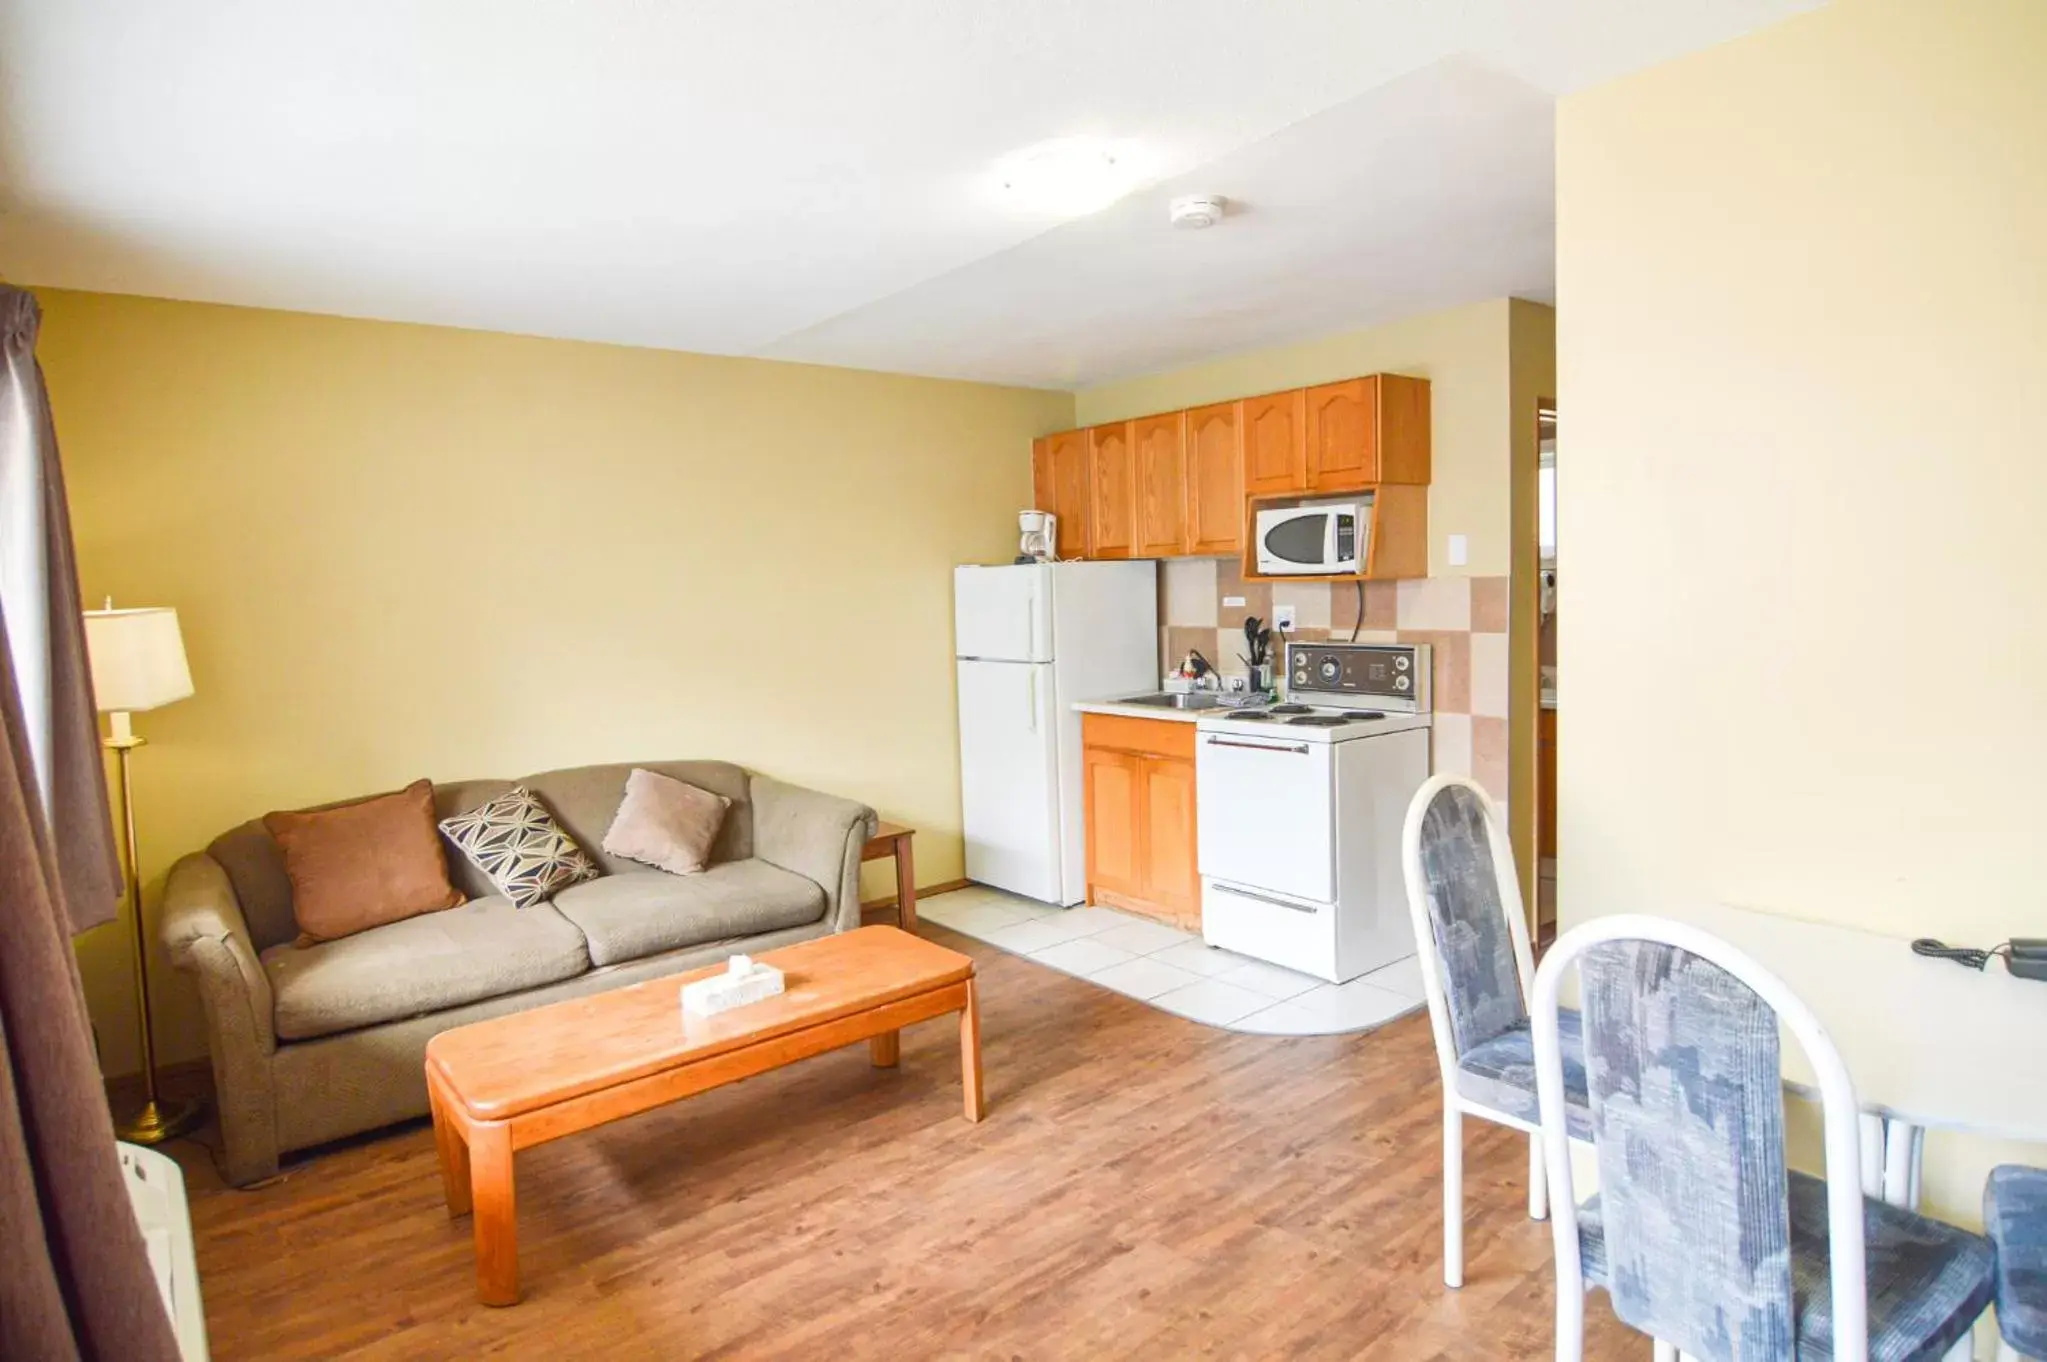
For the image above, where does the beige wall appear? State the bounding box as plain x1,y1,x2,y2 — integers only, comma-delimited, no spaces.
1074,299,1522,579
1557,0,2047,1222
36,288,1072,1073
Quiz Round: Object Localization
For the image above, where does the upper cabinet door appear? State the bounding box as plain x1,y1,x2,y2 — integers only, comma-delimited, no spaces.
1184,400,1243,556
1132,412,1188,558
1242,390,1308,495
1088,421,1136,559
1041,428,1092,557
1374,373,1433,484
1305,377,1380,491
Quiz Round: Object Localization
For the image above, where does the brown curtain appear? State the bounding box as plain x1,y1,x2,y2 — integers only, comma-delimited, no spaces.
2,287,122,934
0,285,179,1360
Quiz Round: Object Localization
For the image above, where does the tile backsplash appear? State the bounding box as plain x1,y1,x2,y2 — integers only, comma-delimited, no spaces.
1159,559,1510,801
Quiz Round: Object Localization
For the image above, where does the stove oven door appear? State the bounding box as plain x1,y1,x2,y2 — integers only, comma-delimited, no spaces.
1194,730,1335,903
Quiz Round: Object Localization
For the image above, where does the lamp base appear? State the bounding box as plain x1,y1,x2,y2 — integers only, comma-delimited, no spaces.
117,1095,207,1145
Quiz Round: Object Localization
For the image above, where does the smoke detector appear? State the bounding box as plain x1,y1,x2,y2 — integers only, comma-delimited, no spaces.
1169,194,1229,229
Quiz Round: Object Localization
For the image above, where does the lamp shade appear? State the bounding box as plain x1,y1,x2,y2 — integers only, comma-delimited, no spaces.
82,606,194,713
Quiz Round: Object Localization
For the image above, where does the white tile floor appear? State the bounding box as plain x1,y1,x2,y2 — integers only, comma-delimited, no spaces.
919,886,1424,1037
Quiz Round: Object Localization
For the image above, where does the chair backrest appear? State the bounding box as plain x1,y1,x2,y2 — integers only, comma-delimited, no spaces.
1401,776,1537,1083
1531,915,1868,1362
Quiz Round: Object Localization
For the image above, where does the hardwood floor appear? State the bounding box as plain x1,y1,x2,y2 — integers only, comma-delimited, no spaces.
160,924,1639,1359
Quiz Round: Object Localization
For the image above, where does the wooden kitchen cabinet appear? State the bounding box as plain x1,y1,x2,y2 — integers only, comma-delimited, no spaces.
1082,713,1201,930
1030,428,1092,558
1183,400,1243,555
1305,378,1377,490
1132,412,1188,558
1241,389,1308,495
1138,755,1199,920
1305,374,1432,491
1082,746,1143,901
1087,421,1136,559
1032,372,1430,573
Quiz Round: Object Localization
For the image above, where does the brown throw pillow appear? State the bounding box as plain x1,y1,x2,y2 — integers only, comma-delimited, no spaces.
264,779,465,945
601,768,731,876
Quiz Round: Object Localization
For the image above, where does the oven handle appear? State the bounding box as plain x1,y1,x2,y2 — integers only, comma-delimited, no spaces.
1218,885,1321,915
1203,737,1310,755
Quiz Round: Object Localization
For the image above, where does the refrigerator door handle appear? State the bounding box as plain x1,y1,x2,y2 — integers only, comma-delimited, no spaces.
1027,669,1038,733
1026,595,1037,655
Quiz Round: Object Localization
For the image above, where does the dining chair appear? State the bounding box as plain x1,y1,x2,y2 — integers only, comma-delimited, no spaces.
1985,1164,2047,1361
1400,774,1591,1290
1531,914,1997,1362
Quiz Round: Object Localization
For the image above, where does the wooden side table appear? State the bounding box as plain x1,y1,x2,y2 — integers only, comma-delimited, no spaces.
861,822,917,931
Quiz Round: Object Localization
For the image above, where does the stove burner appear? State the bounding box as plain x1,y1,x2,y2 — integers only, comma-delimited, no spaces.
1230,711,1280,722
1287,714,1351,727
1268,703,1314,715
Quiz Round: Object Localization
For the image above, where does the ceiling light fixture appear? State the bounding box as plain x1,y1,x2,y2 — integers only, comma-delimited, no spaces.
993,136,1153,217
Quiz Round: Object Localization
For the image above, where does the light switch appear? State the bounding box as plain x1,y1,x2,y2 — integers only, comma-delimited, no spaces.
1447,534,1468,567
1223,595,1246,608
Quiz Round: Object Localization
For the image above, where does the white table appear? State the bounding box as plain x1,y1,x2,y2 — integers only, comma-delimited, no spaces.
1648,902,2047,1211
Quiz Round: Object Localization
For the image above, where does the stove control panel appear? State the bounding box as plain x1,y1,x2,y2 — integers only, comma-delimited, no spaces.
1286,641,1431,714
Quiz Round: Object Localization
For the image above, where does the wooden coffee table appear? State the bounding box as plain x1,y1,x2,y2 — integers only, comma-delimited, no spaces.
423,925,983,1305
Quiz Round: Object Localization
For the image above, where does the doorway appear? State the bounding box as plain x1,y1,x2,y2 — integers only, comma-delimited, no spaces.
1534,401,1558,942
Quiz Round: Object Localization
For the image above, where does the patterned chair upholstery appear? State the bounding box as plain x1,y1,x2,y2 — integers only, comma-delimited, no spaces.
1986,1164,2047,1361
1411,781,1591,1135
1565,938,1994,1362
1403,776,1593,1290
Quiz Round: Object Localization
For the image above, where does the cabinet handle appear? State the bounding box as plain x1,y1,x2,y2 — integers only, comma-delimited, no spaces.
1203,737,1309,755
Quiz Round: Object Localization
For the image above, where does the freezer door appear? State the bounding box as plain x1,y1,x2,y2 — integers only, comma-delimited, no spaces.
1194,731,1336,903
956,658,1062,900
954,564,1052,662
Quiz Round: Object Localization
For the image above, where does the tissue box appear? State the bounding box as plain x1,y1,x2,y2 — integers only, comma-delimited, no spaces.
681,954,786,1018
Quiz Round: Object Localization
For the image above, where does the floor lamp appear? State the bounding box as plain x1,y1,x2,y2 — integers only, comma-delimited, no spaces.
82,601,204,1144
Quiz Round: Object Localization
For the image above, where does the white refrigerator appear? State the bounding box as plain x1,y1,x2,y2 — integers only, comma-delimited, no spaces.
955,560,1158,905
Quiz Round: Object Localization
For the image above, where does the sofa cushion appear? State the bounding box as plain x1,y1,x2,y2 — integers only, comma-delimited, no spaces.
264,778,466,944
262,897,591,1041
522,761,754,874
602,768,731,876
550,860,825,967
439,786,601,909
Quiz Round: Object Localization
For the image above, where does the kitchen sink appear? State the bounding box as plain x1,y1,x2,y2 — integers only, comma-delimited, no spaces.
1116,692,1227,710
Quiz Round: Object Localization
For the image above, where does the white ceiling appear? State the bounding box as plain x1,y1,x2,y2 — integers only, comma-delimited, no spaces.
0,1,1824,389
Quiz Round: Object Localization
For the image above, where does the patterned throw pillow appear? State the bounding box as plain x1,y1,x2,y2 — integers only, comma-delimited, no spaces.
439,787,600,908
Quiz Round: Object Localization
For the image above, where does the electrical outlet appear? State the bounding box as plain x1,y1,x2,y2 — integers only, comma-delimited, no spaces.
1273,604,1297,631
1222,595,1246,609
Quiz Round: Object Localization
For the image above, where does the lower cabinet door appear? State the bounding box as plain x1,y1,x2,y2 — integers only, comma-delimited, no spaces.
1084,746,1143,899
1138,756,1199,918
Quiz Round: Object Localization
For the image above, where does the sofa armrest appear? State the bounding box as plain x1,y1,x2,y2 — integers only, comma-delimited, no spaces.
749,777,878,933
161,852,283,1185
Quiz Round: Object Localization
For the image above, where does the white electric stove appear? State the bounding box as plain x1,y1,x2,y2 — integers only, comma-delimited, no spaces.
1194,642,1433,983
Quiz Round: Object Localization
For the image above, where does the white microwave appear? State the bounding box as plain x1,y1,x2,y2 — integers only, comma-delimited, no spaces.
1254,502,1366,575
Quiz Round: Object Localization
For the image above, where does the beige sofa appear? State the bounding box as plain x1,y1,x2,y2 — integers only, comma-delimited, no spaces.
161,760,876,1186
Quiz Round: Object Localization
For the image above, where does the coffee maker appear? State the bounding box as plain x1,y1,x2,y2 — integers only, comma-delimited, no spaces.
1017,510,1057,563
